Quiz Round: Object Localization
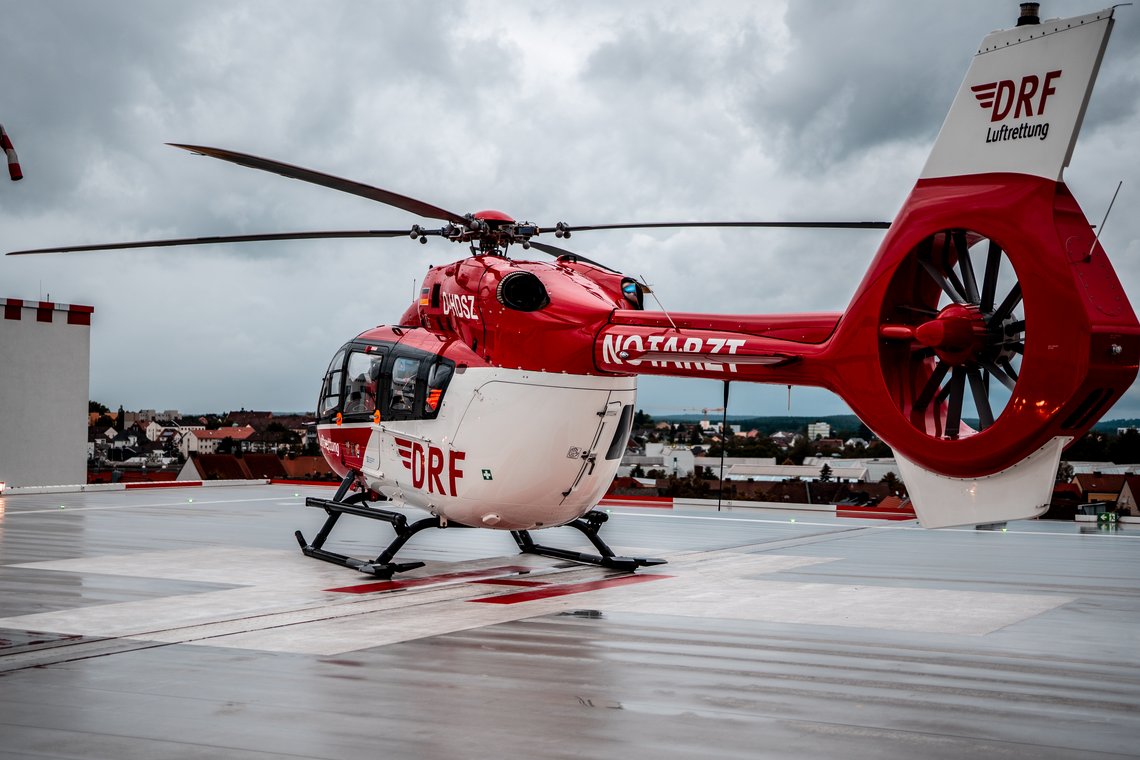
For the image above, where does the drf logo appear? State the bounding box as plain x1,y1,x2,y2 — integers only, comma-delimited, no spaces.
395,437,465,497
972,70,1061,122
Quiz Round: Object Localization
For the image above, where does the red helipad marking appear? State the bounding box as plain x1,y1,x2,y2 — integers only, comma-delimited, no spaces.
325,565,533,594
469,578,550,588
837,509,915,521
598,495,674,509
469,573,672,604
124,481,203,490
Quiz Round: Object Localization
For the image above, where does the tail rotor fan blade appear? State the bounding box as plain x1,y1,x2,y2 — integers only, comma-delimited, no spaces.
954,231,980,304
944,367,966,439
981,240,1002,312
938,233,971,305
919,236,968,305
989,282,1023,329
966,366,995,430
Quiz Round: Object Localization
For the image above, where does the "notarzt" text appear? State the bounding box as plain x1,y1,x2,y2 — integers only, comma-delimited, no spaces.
601,333,746,372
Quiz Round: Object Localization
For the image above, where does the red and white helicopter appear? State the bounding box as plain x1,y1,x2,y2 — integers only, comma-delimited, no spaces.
9,5,1138,577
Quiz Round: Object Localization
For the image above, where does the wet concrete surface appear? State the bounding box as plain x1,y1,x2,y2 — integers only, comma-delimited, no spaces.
0,485,1138,758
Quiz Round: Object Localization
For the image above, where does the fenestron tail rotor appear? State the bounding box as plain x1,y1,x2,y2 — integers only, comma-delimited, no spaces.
879,229,1025,441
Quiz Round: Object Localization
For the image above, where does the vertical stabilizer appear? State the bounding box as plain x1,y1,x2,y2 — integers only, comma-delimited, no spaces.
921,9,1114,182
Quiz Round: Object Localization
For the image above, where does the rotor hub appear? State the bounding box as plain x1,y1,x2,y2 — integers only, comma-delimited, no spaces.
914,304,988,366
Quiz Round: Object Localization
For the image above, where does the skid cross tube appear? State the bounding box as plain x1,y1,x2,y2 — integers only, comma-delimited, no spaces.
294,470,446,578
511,511,666,571
296,473,664,575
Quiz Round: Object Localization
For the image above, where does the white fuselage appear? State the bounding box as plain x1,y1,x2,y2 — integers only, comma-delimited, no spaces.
358,367,636,531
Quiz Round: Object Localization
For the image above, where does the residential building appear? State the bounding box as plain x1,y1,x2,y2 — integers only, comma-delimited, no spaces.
180,425,257,457
1116,476,1140,515
1073,473,1132,504
619,442,695,477
722,463,868,482
807,421,831,440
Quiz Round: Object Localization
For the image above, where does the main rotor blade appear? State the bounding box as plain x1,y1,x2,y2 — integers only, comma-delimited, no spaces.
552,220,891,233
527,241,618,272
7,230,411,255
168,143,468,224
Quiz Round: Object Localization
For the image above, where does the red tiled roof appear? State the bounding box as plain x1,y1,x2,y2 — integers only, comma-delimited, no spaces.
189,454,250,480
192,426,256,441
280,456,336,479
608,477,647,491
1074,474,1129,495
243,454,288,479
877,495,906,510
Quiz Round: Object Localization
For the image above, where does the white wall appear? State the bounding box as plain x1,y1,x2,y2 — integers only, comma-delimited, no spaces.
0,299,91,487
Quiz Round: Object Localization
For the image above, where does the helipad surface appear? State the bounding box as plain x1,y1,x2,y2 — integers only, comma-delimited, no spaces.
0,484,1137,759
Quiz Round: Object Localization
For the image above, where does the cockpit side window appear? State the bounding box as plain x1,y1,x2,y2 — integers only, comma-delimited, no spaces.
388,356,422,417
424,361,454,415
318,349,347,419
343,351,384,418
605,404,635,460
621,278,645,310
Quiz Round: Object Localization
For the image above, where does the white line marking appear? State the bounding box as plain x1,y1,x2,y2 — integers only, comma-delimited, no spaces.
607,510,1140,539
8,496,300,515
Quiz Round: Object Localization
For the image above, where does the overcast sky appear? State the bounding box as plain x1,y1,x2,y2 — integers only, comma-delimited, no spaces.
2,1,1138,421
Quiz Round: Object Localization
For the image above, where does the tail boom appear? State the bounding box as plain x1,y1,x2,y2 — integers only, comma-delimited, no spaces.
592,7,1138,527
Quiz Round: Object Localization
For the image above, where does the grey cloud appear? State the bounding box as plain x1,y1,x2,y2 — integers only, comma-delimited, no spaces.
745,2,1017,169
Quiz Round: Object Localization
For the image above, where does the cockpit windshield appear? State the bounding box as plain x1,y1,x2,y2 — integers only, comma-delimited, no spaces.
319,341,455,423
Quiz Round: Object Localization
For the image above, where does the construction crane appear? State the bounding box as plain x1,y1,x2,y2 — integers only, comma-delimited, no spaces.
680,407,728,432
682,406,725,417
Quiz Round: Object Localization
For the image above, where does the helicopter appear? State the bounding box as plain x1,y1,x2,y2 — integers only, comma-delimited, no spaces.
8,5,1138,578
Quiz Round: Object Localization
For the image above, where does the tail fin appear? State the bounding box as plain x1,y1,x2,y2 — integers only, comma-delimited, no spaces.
922,9,1113,183
843,6,1137,527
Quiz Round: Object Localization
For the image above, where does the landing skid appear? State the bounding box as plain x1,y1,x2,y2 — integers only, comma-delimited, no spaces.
294,471,452,578
295,472,666,577
511,511,666,571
